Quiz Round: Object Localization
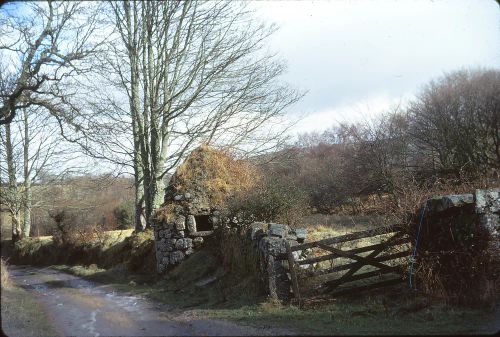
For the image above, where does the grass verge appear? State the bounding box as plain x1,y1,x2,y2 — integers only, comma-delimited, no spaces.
1,287,60,337
196,293,499,335
9,229,156,274
1,259,59,337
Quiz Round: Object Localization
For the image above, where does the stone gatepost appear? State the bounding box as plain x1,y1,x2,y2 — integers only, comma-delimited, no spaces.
475,188,500,251
249,223,307,302
421,188,499,253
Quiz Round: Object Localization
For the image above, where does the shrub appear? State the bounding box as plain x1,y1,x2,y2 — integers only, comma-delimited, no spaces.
356,175,500,306
12,237,58,265
11,228,156,274
215,225,265,301
226,175,307,227
122,229,156,273
218,227,258,277
390,179,499,306
113,202,134,230
48,208,84,245
409,200,497,306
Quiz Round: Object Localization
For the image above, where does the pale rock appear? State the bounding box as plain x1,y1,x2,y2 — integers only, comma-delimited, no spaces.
175,215,186,230
186,215,196,233
175,238,193,250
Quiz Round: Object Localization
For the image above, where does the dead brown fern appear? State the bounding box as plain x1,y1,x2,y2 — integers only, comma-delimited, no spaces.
170,145,259,205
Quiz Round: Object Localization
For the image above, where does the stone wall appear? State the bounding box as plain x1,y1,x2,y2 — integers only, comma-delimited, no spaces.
412,188,499,301
154,207,307,301
422,188,499,247
154,192,221,273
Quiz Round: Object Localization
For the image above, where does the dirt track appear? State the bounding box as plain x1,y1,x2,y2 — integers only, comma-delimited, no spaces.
8,266,293,337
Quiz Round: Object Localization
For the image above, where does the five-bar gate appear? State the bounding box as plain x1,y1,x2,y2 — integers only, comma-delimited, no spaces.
283,225,410,305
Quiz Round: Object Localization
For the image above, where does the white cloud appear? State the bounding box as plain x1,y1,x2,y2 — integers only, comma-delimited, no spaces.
288,93,414,135
249,0,500,134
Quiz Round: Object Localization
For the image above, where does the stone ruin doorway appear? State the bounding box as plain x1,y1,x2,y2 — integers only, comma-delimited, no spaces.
194,215,212,232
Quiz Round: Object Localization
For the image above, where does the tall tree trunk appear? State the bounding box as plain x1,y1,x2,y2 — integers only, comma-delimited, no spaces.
142,166,154,228
153,174,165,210
140,1,155,229
123,0,147,232
132,71,145,231
22,179,32,238
22,109,32,238
133,154,146,232
5,123,21,241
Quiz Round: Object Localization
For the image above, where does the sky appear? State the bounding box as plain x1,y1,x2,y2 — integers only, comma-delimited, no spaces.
2,0,498,136
1,0,499,176
250,0,500,134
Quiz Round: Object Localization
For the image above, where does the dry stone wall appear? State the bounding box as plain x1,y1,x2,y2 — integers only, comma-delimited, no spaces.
412,188,499,301
421,188,499,246
475,188,500,251
154,191,221,273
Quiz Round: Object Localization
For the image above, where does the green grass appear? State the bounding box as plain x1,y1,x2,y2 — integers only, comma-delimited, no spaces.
195,291,498,335
53,264,107,277
301,214,384,230
51,247,262,309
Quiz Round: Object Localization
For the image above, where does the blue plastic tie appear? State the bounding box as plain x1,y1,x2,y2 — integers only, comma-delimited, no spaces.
409,199,427,289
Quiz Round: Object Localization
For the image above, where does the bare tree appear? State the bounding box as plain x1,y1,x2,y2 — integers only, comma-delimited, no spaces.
0,1,104,125
267,107,414,214
0,119,21,240
0,105,79,239
409,68,500,178
69,1,302,230
0,1,110,240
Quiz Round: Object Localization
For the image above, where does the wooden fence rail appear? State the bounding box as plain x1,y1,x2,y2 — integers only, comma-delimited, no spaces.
290,224,403,251
284,225,410,303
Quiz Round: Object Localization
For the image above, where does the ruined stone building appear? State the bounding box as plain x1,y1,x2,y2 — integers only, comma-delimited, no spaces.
152,146,254,273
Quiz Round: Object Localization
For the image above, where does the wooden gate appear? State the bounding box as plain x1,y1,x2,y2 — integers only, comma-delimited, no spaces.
283,225,410,304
